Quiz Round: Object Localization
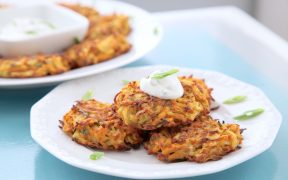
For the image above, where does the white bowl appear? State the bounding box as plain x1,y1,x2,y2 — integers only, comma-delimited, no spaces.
0,3,89,57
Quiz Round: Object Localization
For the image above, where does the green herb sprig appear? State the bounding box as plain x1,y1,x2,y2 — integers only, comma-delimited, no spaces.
73,37,81,44
153,27,159,35
90,151,104,160
25,31,37,35
223,95,247,104
41,20,55,29
151,69,179,79
234,108,264,120
82,90,94,101
122,80,130,85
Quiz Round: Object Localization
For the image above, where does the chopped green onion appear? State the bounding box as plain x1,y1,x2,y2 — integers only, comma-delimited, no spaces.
122,80,130,85
25,31,37,35
0,71,8,76
153,27,159,35
234,108,264,120
41,20,55,29
89,151,104,160
223,95,247,104
34,62,42,67
151,69,179,79
82,90,94,101
81,129,89,135
73,37,81,44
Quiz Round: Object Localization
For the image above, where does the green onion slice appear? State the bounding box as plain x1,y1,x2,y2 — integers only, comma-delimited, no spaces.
82,90,94,101
73,37,81,44
41,20,55,29
122,80,130,85
154,27,159,35
234,108,264,120
89,151,104,160
25,31,37,35
223,95,247,104
150,69,179,79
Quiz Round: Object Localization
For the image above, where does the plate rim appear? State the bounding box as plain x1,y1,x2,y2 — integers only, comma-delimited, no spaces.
30,65,282,179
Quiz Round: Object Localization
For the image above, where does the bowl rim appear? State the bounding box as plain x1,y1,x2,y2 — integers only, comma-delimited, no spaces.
0,2,89,43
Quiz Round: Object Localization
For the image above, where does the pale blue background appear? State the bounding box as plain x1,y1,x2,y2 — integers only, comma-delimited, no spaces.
0,24,287,179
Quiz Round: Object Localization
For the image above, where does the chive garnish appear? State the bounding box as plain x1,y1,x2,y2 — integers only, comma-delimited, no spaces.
234,108,264,120
81,129,89,135
34,62,42,67
153,27,159,35
0,71,8,76
122,80,130,85
151,69,179,79
25,31,37,35
223,95,247,104
41,20,55,29
89,151,104,160
73,37,81,44
82,90,94,101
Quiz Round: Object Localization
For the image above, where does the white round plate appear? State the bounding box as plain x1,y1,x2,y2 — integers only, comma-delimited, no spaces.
0,0,162,88
30,65,282,179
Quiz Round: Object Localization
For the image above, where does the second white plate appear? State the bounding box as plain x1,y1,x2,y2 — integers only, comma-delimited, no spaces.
31,65,282,179
0,0,162,88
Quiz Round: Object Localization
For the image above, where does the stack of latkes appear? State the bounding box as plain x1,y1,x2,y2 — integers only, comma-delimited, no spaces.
60,75,243,163
0,4,131,78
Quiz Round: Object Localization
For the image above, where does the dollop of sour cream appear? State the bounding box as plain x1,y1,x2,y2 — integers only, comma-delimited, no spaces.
140,70,184,99
0,17,56,40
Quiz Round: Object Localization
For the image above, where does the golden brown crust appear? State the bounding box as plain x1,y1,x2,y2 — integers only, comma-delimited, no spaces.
114,76,212,130
0,55,70,78
64,34,131,68
61,99,143,150
0,3,131,78
86,14,131,39
144,115,243,163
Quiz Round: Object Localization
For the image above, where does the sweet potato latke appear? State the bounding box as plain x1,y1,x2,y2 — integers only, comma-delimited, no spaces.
60,73,243,163
114,76,213,130
60,99,143,150
0,3,131,78
0,55,69,78
64,34,131,69
144,115,243,163
86,14,131,39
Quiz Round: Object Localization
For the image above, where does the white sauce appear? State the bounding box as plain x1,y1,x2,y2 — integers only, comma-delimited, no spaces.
140,70,184,99
0,17,56,40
